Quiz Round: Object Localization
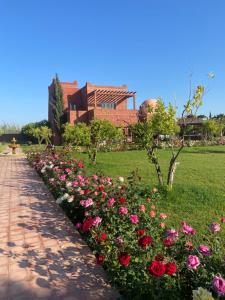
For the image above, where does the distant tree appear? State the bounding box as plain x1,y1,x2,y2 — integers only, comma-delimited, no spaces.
202,119,223,139
0,123,21,134
49,74,65,138
212,114,225,136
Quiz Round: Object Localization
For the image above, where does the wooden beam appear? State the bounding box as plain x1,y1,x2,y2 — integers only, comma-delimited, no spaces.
94,91,97,108
133,94,136,110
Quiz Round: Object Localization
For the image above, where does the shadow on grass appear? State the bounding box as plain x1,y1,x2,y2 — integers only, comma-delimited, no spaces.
182,148,225,155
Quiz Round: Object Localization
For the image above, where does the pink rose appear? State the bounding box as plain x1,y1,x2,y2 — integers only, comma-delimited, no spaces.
182,222,196,235
130,215,139,224
139,205,146,212
186,255,200,270
80,198,94,207
65,168,72,174
212,276,225,296
119,207,128,215
198,245,211,256
72,181,79,186
107,198,115,207
209,222,221,233
149,210,156,218
166,229,179,238
59,175,66,181
93,175,98,180
160,213,167,219
92,216,102,227
160,222,165,228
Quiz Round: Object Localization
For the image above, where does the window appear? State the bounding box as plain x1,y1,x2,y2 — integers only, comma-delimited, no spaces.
101,103,116,109
70,103,76,111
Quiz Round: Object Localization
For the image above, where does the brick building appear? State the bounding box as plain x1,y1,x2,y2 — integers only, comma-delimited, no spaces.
48,80,138,135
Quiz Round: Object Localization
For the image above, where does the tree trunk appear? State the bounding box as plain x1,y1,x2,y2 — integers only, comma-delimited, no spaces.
92,149,97,164
147,147,164,186
167,159,179,190
167,144,184,190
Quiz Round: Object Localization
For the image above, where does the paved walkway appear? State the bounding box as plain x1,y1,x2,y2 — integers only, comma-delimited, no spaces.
0,156,119,300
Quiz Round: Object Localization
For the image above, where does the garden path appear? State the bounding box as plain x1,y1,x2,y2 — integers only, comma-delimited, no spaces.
0,156,119,300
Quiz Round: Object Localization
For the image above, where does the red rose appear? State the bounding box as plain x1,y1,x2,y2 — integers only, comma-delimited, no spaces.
137,229,145,236
119,197,126,204
96,254,105,264
118,252,131,266
78,162,84,168
84,189,91,194
138,236,153,248
148,261,166,277
155,254,164,261
163,237,174,247
98,232,107,242
166,262,177,275
98,185,104,192
82,217,93,232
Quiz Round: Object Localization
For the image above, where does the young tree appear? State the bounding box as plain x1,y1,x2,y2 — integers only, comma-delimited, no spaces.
88,119,123,164
50,74,65,140
132,85,204,190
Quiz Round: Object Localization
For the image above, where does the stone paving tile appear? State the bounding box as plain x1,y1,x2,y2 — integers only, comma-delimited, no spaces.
0,156,119,300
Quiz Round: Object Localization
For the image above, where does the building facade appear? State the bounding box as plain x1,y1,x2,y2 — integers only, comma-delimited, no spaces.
48,80,138,132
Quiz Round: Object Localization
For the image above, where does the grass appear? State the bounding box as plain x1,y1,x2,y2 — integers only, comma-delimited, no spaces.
72,145,225,236
0,143,7,153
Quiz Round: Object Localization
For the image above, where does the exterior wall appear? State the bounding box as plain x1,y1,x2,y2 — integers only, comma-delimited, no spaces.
93,108,137,126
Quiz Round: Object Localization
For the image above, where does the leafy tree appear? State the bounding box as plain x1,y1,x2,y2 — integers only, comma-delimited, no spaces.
212,114,225,136
21,120,49,142
202,119,222,139
63,123,90,146
88,119,123,164
49,74,65,138
31,126,52,146
132,85,204,190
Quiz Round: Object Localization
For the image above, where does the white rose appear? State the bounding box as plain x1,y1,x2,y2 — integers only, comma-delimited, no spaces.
118,177,124,183
67,196,74,203
63,193,69,200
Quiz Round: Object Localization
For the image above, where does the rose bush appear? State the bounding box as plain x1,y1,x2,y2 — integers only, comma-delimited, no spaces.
27,150,225,300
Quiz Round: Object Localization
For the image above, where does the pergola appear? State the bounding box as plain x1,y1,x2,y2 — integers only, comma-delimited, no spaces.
87,89,136,109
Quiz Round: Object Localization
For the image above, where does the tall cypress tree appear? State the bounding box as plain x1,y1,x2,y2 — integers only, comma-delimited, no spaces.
50,74,65,135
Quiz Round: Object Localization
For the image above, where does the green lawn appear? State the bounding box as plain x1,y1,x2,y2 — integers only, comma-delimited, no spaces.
72,146,225,236
0,143,6,153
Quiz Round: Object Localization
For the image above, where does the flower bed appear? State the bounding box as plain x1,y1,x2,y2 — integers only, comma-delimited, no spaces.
27,151,225,300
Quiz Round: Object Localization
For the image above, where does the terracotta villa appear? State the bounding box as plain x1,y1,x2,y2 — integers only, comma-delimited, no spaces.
48,79,139,126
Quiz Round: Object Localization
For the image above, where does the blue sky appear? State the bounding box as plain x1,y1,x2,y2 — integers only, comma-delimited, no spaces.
0,0,224,125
